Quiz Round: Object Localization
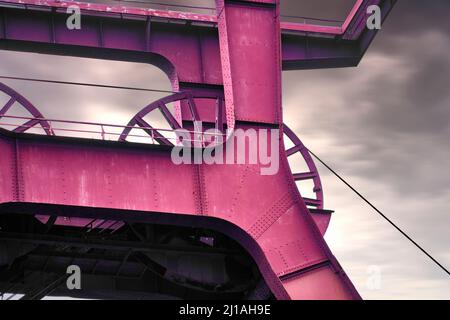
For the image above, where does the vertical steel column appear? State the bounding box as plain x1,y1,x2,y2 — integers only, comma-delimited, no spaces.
216,0,282,128
215,0,361,300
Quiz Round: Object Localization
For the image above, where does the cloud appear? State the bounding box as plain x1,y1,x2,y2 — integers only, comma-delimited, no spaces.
283,0,450,299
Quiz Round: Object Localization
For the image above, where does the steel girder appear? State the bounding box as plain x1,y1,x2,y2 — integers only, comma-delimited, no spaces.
0,125,360,299
0,1,396,91
0,0,397,299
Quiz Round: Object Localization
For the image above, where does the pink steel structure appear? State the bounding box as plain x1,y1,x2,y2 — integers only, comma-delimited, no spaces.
0,0,396,299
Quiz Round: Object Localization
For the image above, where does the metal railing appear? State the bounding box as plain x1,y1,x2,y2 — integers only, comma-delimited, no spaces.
0,114,225,144
77,0,217,14
0,0,362,35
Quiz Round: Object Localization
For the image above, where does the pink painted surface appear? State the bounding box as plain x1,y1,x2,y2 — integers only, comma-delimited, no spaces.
0,0,365,36
282,264,354,300
0,125,358,299
217,1,281,124
342,0,365,31
0,0,217,23
310,211,332,236
0,0,393,300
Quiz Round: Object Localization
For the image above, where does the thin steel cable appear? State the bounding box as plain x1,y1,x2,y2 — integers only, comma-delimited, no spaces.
307,148,450,277
0,75,178,94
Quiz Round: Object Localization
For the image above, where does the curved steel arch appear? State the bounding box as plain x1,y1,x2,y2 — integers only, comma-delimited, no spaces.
283,124,324,210
0,82,54,135
119,91,225,146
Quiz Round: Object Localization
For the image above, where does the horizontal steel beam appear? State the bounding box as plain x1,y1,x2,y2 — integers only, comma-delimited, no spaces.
0,0,396,82
0,0,360,36
0,126,360,299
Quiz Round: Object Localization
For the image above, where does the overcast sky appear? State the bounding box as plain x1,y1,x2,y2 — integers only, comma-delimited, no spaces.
283,0,450,299
0,0,449,299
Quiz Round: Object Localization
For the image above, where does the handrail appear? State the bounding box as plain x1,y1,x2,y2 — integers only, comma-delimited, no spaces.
0,114,226,142
109,0,217,13
0,0,365,37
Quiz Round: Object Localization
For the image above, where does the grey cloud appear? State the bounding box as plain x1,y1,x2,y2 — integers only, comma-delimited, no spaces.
283,0,450,299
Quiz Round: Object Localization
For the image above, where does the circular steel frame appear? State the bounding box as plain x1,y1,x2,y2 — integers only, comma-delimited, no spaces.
119,91,225,146
0,82,54,135
283,124,324,209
